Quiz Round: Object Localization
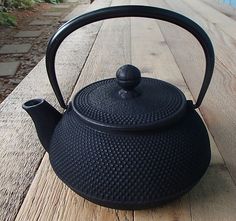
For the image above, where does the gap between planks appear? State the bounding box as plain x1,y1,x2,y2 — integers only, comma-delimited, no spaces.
16,0,236,220
16,0,133,220
154,0,236,185
0,0,112,221
201,0,236,21
132,0,236,220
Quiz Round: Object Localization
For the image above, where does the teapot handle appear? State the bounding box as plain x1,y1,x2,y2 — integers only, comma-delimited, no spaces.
46,5,214,109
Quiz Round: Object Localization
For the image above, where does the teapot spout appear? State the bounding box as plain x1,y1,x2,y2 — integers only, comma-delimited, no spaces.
22,99,62,151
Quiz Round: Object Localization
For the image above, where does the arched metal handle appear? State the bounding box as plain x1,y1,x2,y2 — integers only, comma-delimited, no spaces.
46,5,215,109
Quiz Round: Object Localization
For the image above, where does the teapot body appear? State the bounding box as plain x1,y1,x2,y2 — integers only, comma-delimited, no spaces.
23,5,215,210
48,102,210,209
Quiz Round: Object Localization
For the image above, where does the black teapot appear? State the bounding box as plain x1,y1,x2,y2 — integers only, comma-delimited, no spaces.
23,6,214,210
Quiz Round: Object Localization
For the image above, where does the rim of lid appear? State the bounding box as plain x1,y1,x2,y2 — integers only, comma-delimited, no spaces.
71,77,187,131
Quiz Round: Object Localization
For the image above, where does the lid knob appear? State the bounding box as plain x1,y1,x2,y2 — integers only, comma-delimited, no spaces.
116,64,141,91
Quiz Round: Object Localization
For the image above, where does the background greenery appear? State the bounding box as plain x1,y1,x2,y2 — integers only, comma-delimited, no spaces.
0,0,63,26
1,0,63,9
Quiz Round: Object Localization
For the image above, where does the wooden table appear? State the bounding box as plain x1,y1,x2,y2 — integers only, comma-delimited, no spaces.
1,0,236,220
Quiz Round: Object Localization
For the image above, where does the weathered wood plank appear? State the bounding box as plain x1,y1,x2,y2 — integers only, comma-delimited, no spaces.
145,0,236,220
184,0,236,185
61,3,89,22
150,0,236,184
131,0,223,165
180,1,236,75
15,0,133,220
188,0,236,41
15,155,132,221
201,0,236,21
189,165,236,221
14,0,236,220
0,1,111,221
130,0,229,220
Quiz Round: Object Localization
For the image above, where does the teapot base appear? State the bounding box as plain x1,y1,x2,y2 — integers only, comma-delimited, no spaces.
48,106,210,210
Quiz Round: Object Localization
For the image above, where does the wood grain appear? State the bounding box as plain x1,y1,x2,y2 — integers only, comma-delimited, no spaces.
130,0,235,220
201,0,236,21
11,0,236,220
189,0,236,41
131,11,189,217
131,0,223,165
149,0,236,185
189,165,236,221
0,1,111,221
16,0,133,220
145,0,236,220
15,155,133,221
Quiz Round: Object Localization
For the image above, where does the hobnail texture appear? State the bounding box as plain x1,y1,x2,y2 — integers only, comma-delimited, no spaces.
49,104,210,209
73,78,186,129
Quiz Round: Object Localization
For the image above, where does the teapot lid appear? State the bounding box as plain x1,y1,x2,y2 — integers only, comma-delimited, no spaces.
72,65,187,131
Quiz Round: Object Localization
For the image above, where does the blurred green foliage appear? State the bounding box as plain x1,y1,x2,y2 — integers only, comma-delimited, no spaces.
1,0,63,9
0,11,17,26
2,0,35,9
0,0,63,26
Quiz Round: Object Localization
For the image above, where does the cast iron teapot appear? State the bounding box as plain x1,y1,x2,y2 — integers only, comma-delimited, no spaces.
23,6,214,210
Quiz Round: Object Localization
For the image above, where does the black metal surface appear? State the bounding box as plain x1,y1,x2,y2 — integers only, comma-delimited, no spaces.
72,74,187,131
21,5,214,210
49,104,210,209
22,99,62,150
116,64,141,91
46,5,214,109
116,65,142,99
